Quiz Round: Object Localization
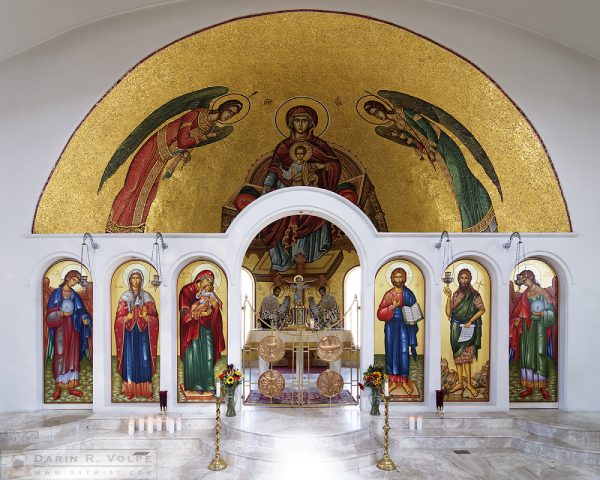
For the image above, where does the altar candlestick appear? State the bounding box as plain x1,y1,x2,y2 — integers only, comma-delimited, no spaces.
409,415,416,430
216,381,221,398
155,416,163,431
384,378,389,397
127,418,135,436
175,416,182,432
138,417,145,432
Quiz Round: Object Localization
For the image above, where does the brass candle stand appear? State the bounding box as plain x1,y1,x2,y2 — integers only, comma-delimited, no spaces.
376,394,396,471
207,395,227,471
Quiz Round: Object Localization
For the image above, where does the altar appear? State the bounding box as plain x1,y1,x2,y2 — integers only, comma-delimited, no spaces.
242,329,359,406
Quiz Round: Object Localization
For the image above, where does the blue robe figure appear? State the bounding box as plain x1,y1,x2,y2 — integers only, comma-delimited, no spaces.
377,269,419,395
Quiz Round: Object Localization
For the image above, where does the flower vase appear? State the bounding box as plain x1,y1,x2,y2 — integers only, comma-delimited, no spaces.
225,392,237,417
370,389,381,416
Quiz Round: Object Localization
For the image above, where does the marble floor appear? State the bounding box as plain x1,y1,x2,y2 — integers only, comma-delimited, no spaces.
1,407,600,479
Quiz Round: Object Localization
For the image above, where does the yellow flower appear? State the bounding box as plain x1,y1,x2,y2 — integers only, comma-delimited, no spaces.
226,377,234,385
235,370,242,377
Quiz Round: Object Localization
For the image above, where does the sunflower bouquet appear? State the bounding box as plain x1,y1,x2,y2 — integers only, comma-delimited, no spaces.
358,364,386,415
218,364,243,417
359,364,385,394
219,364,243,392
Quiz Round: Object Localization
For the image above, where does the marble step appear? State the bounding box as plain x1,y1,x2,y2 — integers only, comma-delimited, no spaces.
0,412,89,448
86,415,215,432
384,413,515,430
198,431,385,473
221,408,374,448
512,411,600,447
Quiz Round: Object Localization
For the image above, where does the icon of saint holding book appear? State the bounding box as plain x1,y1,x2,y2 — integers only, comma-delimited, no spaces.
443,268,485,397
377,267,423,396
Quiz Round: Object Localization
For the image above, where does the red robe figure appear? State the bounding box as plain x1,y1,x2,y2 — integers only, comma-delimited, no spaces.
114,269,159,400
179,270,226,394
261,105,342,272
98,87,244,233
45,270,92,400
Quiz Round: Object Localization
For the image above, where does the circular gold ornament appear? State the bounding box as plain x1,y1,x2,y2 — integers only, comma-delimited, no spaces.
258,335,285,362
317,336,343,362
316,370,344,398
258,369,285,398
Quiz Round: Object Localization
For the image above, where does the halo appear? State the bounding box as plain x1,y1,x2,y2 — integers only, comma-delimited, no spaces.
59,263,90,292
293,274,304,283
122,263,151,289
356,94,394,125
210,93,251,125
452,263,478,287
515,263,541,285
191,264,223,290
60,263,90,281
274,96,330,138
289,141,313,163
385,261,414,287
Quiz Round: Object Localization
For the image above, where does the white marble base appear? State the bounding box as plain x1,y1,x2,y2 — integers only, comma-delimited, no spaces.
1,408,600,479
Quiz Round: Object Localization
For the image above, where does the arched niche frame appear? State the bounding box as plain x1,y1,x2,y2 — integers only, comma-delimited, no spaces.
440,252,505,408
225,187,375,408
39,255,94,406
96,251,156,410
109,258,160,403
373,256,428,403
168,253,231,406
507,252,571,409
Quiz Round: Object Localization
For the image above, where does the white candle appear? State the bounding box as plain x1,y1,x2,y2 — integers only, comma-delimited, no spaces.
408,415,416,430
155,416,163,431
127,419,135,436
166,417,175,434
138,417,145,432
175,416,182,432
416,416,423,430
216,381,221,398
146,417,154,434
384,378,389,397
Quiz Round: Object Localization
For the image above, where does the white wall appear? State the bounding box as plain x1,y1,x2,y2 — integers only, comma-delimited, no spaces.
0,0,598,412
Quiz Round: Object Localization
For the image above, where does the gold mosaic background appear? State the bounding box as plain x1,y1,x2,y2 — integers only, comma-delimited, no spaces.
34,11,570,233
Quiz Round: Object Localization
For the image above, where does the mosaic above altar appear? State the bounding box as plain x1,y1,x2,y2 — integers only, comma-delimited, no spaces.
33,11,570,233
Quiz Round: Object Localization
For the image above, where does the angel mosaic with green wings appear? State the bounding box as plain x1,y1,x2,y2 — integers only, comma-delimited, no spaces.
359,91,502,232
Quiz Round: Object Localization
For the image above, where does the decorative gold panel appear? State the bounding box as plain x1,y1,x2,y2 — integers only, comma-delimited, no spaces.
34,11,570,233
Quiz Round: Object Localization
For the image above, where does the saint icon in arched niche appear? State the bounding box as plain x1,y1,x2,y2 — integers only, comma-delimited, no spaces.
43,260,93,403
374,259,425,402
177,261,228,402
509,259,558,402
441,260,491,402
111,261,160,402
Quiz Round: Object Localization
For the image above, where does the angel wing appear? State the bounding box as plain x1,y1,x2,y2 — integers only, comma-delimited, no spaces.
79,282,94,359
508,280,520,314
547,275,559,365
97,86,229,193
508,280,521,362
378,90,503,200
42,277,54,362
